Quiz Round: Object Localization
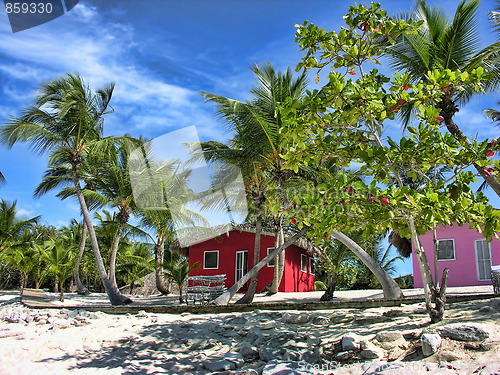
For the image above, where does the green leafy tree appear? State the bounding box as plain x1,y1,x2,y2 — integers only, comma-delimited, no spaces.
0,73,132,305
115,242,154,293
383,0,500,196
280,2,500,322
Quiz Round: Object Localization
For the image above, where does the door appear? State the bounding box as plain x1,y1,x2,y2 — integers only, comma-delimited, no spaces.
475,239,492,281
235,250,248,286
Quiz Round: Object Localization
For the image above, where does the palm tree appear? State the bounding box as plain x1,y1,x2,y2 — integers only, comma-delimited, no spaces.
0,73,131,305
60,219,90,295
41,238,76,302
201,63,308,303
0,199,40,254
383,0,500,196
163,255,199,303
115,242,154,293
0,171,5,186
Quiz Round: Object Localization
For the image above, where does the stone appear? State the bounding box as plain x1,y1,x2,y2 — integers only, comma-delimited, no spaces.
261,360,317,375
437,350,465,362
282,312,310,324
238,344,258,358
376,331,404,343
222,352,245,368
136,310,148,318
335,352,351,361
260,321,277,330
259,347,284,362
479,306,496,314
359,342,383,359
312,315,330,326
342,332,361,351
421,333,441,357
363,362,421,375
204,359,236,372
52,318,72,329
437,325,489,342
382,309,405,318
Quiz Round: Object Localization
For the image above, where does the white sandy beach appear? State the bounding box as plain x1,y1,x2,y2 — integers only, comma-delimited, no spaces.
1,287,499,374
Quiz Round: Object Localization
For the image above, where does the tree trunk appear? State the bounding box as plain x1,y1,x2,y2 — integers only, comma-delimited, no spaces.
154,243,170,295
108,219,125,289
71,164,132,305
432,224,439,288
331,230,403,300
212,226,310,305
268,219,285,295
74,220,90,295
236,195,264,304
408,217,448,323
59,284,65,302
320,269,337,301
439,100,500,197
179,287,184,304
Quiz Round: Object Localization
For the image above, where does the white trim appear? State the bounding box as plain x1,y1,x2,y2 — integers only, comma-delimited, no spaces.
203,250,219,269
267,247,275,267
475,239,492,281
436,238,455,261
235,250,248,283
309,256,315,275
301,253,307,273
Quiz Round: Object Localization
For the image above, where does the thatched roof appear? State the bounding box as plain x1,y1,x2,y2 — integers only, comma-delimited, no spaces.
388,231,412,258
169,223,320,257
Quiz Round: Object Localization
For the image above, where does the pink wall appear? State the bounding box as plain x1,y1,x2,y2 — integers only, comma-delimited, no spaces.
413,223,500,288
188,229,314,292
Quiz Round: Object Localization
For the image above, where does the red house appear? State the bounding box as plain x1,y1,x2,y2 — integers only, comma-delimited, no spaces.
178,224,316,292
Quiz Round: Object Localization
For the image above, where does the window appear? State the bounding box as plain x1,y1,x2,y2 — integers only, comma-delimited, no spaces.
301,254,307,273
436,239,455,261
475,239,492,281
310,257,315,275
204,250,219,269
267,247,275,267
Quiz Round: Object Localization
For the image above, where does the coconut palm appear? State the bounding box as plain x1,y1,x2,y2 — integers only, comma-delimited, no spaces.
162,254,199,304
0,199,40,254
0,171,5,186
41,238,76,302
0,73,131,305
383,0,500,196
201,63,308,303
115,242,154,293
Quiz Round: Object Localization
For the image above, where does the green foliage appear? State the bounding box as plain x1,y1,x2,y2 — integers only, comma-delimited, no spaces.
280,2,500,244
314,280,327,291
394,274,414,289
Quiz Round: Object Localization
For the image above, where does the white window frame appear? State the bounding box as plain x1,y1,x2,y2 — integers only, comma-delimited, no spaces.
203,250,219,269
309,256,315,275
436,239,456,261
235,250,248,282
301,253,307,273
475,239,492,281
267,247,275,267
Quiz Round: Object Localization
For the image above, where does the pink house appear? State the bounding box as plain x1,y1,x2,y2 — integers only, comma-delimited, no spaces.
413,223,500,288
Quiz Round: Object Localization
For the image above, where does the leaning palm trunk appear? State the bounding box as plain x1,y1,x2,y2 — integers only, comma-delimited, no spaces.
268,220,285,295
71,166,131,305
108,220,125,289
331,230,403,300
236,196,264,304
212,226,310,305
154,244,170,295
74,220,90,295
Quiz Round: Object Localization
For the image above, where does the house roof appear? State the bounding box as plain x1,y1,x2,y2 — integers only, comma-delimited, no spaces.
169,223,320,257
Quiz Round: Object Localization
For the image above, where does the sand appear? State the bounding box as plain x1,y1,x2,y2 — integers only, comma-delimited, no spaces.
0,287,499,374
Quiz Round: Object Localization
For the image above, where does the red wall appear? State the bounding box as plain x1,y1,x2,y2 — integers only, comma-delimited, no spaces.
188,229,315,292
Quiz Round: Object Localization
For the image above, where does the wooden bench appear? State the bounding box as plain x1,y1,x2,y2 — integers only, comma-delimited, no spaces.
186,275,227,305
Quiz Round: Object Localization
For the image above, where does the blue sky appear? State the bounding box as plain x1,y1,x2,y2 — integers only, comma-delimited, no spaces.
0,0,499,277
